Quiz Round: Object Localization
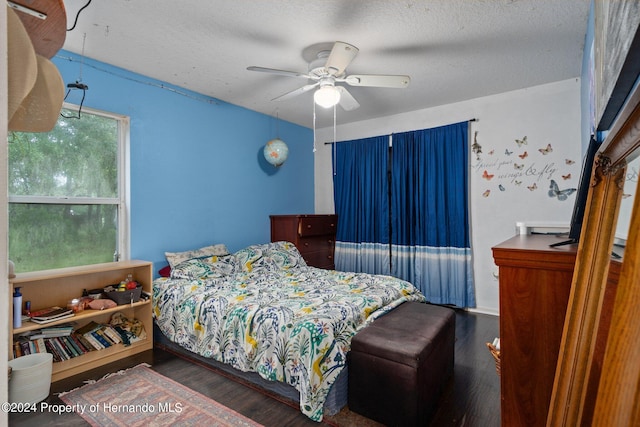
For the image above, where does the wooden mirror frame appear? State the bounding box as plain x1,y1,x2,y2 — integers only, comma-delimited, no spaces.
546,55,640,427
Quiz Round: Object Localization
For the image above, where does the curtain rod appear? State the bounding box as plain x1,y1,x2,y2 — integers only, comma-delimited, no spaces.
323,118,478,145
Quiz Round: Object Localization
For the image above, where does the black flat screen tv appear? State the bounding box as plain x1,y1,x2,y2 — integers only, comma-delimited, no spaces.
550,136,602,247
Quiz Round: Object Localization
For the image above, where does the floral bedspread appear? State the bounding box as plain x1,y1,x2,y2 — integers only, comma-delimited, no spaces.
153,242,426,421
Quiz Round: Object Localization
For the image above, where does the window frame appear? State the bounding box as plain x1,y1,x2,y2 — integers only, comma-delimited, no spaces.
8,102,131,266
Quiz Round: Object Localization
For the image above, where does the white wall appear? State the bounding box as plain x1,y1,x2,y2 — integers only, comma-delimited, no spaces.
314,78,582,315
2,4,9,418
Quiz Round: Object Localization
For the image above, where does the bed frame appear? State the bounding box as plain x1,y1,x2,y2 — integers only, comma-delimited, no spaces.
152,323,349,416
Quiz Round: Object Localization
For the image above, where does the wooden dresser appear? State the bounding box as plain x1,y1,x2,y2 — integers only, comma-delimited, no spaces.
492,235,621,427
270,214,337,269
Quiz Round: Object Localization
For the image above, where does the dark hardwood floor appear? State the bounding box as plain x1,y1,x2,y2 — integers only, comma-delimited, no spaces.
9,310,500,426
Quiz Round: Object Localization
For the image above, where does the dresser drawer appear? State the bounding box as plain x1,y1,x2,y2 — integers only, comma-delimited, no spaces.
302,250,334,270
298,236,334,254
298,216,337,237
271,214,337,269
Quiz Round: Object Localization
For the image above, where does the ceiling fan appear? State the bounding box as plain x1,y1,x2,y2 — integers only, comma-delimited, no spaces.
247,41,411,111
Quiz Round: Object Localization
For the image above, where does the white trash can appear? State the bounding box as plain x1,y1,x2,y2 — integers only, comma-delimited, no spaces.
8,353,53,404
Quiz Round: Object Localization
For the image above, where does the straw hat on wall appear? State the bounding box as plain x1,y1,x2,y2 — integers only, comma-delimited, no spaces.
7,6,64,133
7,6,37,123
9,54,64,132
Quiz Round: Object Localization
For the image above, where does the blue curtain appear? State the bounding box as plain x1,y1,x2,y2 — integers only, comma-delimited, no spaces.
333,136,390,274
391,122,475,307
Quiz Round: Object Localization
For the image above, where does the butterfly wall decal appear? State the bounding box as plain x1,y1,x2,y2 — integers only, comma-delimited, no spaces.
548,179,576,201
539,144,553,155
519,151,528,159
514,163,524,170
562,174,571,180
528,183,538,191
505,149,513,156
565,159,575,165
499,184,506,192
482,170,494,180
482,189,491,198
515,136,528,147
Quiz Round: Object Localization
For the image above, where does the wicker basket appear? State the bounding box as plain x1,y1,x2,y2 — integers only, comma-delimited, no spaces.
486,342,501,376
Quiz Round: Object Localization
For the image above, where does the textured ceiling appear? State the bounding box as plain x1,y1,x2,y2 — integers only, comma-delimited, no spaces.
61,0,590,129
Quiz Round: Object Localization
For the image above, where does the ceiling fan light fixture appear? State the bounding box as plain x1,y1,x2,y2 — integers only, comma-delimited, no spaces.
314,85,341,108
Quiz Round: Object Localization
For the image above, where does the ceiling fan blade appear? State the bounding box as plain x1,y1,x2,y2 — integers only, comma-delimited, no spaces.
247,66,311,79
271,82,319,102
325,42,359,76
343,74,411,88
336,86,360,111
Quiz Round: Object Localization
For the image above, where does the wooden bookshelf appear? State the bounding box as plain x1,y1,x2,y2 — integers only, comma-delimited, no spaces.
10,260,153,382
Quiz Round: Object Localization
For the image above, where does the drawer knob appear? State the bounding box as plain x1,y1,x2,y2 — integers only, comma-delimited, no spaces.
327,255,333,260
304,242,309,247
307,225,312,229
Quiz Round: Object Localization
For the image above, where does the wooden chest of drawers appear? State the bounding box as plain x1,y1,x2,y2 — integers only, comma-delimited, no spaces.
492,235,621,426
270,214,337,269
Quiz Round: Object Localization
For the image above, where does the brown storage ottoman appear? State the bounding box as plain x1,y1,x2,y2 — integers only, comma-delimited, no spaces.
348,302,455,426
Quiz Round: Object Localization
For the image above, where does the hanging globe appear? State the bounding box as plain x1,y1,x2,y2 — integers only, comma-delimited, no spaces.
263,138,289,167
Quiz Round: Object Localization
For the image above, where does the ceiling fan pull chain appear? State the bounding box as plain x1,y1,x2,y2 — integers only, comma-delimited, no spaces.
333,103,337,144
333,104,337,176
313,100,317,153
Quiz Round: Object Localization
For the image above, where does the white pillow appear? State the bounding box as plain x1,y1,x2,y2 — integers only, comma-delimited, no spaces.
165,243,229,268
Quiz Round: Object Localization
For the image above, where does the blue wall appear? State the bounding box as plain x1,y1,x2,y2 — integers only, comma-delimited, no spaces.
53,51,315,273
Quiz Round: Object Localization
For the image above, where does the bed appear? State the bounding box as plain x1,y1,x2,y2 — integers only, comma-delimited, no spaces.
152,241,426,421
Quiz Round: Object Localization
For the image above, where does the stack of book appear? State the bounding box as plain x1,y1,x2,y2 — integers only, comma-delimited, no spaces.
29,324,74,339
14,324,73,357
13,321,125,361
73,321,123,354
28,306,74,324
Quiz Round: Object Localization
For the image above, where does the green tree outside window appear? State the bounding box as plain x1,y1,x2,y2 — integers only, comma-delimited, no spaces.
8,107,127,273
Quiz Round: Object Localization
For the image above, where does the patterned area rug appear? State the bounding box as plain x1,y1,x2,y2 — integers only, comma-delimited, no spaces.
59,364,263,426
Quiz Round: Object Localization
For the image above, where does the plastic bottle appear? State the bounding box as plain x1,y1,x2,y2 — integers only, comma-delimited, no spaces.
13,287,22,328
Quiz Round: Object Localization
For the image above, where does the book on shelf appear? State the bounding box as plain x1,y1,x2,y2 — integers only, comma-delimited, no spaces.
50,337,71,360
41,324,75,333
82,332,104,350
58,336,81,360
30,312,75,324
91,330,112,348
12,319,131,359
76,321,122,350
102,325,122,344
29,306,73,321
22,340,35,355
33,338,46,354
69,333,91,353
61,336,81,357
13,321,122,362
74,321,103,336
44,340,62,362
27,324,75,340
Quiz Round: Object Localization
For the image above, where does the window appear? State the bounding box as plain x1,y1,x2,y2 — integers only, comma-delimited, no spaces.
8,105,129,273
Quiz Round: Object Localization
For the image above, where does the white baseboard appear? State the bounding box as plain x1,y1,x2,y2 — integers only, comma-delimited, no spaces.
467,306,499,316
